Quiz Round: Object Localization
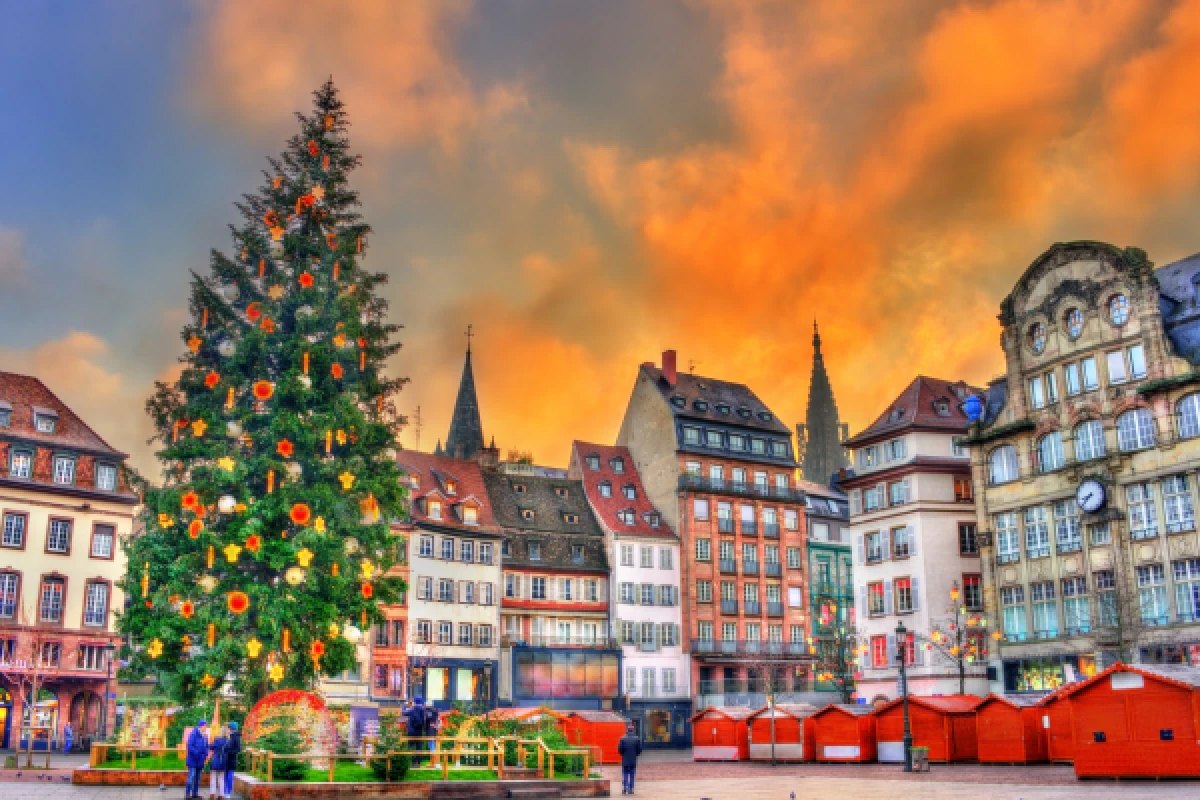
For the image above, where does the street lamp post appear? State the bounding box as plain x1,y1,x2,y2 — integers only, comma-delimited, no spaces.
895,621,913,773
101,641,116,741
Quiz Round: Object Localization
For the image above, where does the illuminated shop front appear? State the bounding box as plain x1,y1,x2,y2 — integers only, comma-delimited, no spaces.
1001,654,1096,693
512,648,622,711
409,659,496,710
625,701,691,748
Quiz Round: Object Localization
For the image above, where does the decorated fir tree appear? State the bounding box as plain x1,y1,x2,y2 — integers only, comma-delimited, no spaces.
119,81,407,704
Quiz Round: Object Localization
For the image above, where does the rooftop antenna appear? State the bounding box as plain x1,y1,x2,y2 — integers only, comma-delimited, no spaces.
688,359,700,374
412,405,423,451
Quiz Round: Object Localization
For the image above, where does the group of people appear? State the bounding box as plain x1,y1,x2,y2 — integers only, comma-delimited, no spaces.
401,696,439,761
184,720,242,800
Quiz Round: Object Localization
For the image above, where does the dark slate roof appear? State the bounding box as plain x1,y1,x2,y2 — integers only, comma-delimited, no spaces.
445,349,485,461
803,323,850,483
844,375,980,447
641,365,792,435
0,371,127,457
1156,253,1200,306
482,470,609,572
1155,254,1200,365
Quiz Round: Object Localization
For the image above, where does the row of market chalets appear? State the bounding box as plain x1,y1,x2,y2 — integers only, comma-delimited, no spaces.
688,662,1200,778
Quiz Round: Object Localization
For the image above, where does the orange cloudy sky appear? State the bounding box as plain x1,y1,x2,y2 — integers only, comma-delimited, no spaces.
5,0,1200,479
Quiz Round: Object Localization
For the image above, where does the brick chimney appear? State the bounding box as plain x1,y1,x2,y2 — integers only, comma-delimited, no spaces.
662,350,677,387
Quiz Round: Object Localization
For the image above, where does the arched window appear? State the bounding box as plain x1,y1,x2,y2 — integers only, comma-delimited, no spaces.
1178,393,1200,440
1029,323,1046,354
1108,294,1130,326
989,446,1019,485
1074,420,1106,462
1117,408,1156,451
1064,308,1084,339
1037,432,1063,473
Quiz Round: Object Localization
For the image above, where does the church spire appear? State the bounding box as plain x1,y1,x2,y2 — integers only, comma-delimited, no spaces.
445,328,485,461
799,321,849,484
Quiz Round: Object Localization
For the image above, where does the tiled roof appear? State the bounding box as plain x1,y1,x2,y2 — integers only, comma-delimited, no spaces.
394,450,501,533
875,694,982,716
977,693,1040,710
571,442,676,539
844,375,981,447
812,703,873,717
641,365,792,435
482,472,604,537
749,702,821,720
566,710,629,723
795,479,845,501
0,371,126,457
1061,662,1200,698
689,706,757,722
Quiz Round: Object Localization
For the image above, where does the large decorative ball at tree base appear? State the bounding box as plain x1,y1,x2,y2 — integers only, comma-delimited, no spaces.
244,689,338,755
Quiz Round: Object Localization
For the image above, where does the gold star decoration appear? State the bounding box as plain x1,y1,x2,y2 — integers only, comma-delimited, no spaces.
223,543,243,563
197,574,219,593
336,429,348,445
267,285,285,300
269,663,285,682
246,637,263,658
329,622,340,637
191,419,208,437
361,560,375,580
187,335,202,353
146,639,164,659
338,471,355,490
332,333,347,348
158,513,175,529
311,185,325,200
235,502,248,513
296,547,314,568
269,226,285,241
200,674,217,690
314,516,326,533
216,456,235,472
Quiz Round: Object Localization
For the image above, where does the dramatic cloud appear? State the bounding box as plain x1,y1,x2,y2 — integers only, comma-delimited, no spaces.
0,227,30,287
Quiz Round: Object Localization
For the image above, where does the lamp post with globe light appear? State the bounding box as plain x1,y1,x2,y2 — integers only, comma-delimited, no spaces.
895,621,913,772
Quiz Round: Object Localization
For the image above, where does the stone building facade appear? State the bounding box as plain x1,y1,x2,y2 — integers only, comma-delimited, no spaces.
616,351,810,709
0,372,137,750
968,242,1200,695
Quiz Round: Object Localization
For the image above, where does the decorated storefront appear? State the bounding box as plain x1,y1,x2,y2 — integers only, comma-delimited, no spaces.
625,700,690,748
410,658,496,710
1001,653,1096,693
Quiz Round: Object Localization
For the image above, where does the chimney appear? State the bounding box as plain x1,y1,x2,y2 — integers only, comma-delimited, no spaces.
662,350,677,386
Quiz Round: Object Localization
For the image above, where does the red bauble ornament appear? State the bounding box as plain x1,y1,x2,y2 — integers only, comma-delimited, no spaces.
246,302,262,322
252,380,274,400
227,591,250,615
361,583,373,599
307,140,320,157
289,503,312,526
298,194,315,209
276,439,294,458
331,363,344,380
325,233,338,249
246,534,262,553
180,600,195,619
298,271,314,289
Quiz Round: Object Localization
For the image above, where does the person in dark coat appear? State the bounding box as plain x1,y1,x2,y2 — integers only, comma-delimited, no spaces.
616,725,642,795
184,720,209,800
223,722,242,797
208,725,230,799
404,698,426,763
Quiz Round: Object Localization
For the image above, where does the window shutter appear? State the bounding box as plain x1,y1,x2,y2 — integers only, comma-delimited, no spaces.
877,483,886,503
886,633,897,667
912,576,921,611
859,586,867,619
855,535,865,565
549,579,558,601
908,527,918,557
881,529,891,559
675,623,681,645
902,476,912,502
656,586,664,605
851,491,861,514
884,579,894,615
515,575,523,599
914,640,924,665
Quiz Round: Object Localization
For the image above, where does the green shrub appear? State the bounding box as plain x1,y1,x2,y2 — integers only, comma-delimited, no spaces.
255,709,307,781
369,713,410,782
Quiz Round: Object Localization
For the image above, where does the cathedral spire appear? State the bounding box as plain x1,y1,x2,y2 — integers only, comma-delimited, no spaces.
799,321,849,484
445,331,485,461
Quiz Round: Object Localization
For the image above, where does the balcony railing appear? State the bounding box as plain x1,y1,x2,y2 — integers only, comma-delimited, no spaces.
763,523,780,539
767,601,784,616
742,560,759,576
741,521,758,536
690,639,811,658
765,562,782,577
997,552,1020,564
744,601,762,615
811,582,853,598
719,559,738,574
501,635,619,649
718,519,735,534
1033,628,1059,640
1142,613,1171,626
720,599,739,615
678,474,807,502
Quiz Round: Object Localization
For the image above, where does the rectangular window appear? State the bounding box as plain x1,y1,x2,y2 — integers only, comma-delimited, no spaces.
561,579,574,601
463,582,476,604
697,580,712,602
1090,521,1112,546
892,527,909,558
695,539,711,561
641,584,655,605
78,644,107,671
84,582,108,626
460,541,475,562
478,625,493,646
479,542,493,564
529,542,541,560
1065,362,1081,395
504,575,516,598
889,481,907,506
620,582,635,604
1173,559,1200,622
1001,586,1027,640
1106,351,1127,384
640,546,654,568
1163,475,1196,533
683,427,700,445
959,523,978,556
1029,377,1045,409
482,583,494,605
9,449,32,479
418,536,434,557
706,430,723,448
871,635,888,669
720,581,736,602
53,456,75,485
729,434,745,451
894,577,913,613
660,548,673,569
458,624,472,646
1062,577,1090,633
787,586,803,608
1031,581,1058,638
1046,372,1059,404
1137,565,1169,625
621,544,634,566
1053,501,1081,553
741,542,757,565
0,573,17,618
418,577,432,600
962,574,982,610
786,547,801,568
441,538,454,560
1024,506,1050,559
40,578,64,622
531,577,546,600
1082,357,1099,390
866,532,882,563
995,512,1020,563
693,498,710,520
96,464,118,491
867,582,885,616
750,438,766,454
1127,483,1159,539
91,524,114,558
416,620,432,643
954,477,973,501
46,519,71,554
864,487,883,511
663,668,677,693
438,622,453,645
784,509,799,530
1095,570,1117,626
2,513,26,548
438,580,453,602
1128,344,1147,379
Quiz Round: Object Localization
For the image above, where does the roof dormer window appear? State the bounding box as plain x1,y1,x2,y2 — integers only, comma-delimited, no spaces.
444,479,457,495
513,483,527,494
737,407,752,419
670,396,686,409
563,513,580,524
0,401,11,428
586,455,600,471
758,411,773,422
427,499,443,520
694,400,708,411
611,458,625,474
889,408,905,422
715,403,730,415
34,408,58,434
622,484,636,500
645,513,660,528
598,481,612,498
935,401,951,416
618,509,635,525
462,505,478,525
521,509,535,521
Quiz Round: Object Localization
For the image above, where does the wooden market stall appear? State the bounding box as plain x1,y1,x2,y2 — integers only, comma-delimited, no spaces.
689,706,754,761
1060,663,1200,779
974,694,1046,764
810,704,877,762
561,710,630,764
746,703,820,762
1037,687,1074,763
873,695,982,763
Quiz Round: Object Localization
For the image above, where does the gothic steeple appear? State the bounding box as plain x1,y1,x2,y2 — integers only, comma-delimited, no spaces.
445,330,485,461
799,321,849,484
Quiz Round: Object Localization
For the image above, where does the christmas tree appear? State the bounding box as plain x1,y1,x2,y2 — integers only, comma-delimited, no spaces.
119,81,407,704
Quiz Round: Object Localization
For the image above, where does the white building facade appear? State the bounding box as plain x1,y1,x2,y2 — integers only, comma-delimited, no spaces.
843,377,987,701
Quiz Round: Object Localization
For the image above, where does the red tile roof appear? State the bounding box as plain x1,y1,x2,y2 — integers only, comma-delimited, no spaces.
571,442,676,539
689,706,756,722
1060,662,1200,698
875,694,983,715
748,702,822,720
394,450,500,532
0,371,127,457
844,376,982,447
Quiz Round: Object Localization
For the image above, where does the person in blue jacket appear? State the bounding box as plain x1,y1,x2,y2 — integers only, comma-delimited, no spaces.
616,725,643,795
184,720,209,800
208,725,230,799
223,722,241,797
404,698,426,763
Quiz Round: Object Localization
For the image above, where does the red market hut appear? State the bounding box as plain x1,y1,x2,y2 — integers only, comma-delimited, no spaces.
561,710,629,765
746,703,820,762
810,704,877,763
974,694,1046,764
1037,688,1074,763
689,706,754,761
1061,663,1200,779
873,695,982,763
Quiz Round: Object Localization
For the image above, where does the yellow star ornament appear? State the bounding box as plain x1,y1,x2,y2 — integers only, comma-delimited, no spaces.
314,516,326,533
311,185,325,200
338,471,355,490
187,335,202,353
146,639,164,659
158,513,175,529
216,456,235,472
296,547,314,568
191,419,208,437
361,560,375,580
269,663,285,683
223,543,243,563
200,674,217,690
267,285,285,300
246,638,263,658
269,226,285,241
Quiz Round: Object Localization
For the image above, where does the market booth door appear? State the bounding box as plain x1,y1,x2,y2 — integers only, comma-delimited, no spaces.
873,695,982,763
1038,689,1074,764
689,707,753,761
811,704,876,762
746,703,819,762
1063,663,1200,779
563,711,629,764
975,695,1046,764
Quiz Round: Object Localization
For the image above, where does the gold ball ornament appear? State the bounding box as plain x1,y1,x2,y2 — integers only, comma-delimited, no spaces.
284,567,307,586
146,639,164,659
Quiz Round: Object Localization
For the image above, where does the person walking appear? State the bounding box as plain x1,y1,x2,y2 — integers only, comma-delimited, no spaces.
207,725,230,800
223,722,241,797
616,724,642,795
184,720,209,800
62,722,73,755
